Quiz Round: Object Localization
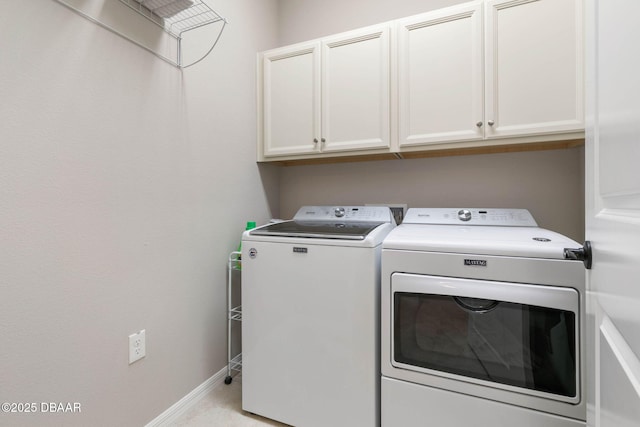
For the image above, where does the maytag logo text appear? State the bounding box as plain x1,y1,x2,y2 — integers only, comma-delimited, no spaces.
464,259,487,267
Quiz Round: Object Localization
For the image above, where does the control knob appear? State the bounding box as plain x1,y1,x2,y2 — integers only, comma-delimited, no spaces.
334,207,346,218
458,209,472,222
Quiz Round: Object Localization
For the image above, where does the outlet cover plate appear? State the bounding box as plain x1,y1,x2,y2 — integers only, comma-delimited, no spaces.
128,329,146,364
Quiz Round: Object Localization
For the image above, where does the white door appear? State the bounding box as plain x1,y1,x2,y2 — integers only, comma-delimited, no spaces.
586,0,640,426
485,0,584,138
321,25,391,153
262,42,321,157
397,2,484,147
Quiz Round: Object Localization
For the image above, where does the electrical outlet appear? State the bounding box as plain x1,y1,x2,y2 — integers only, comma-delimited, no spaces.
128,329,146,364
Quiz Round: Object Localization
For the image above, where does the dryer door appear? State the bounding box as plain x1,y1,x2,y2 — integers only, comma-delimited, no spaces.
390,273,580,404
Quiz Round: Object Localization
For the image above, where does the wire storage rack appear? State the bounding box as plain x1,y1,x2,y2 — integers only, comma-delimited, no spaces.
53,0,226,68
225,251,242,384
119,0,227,67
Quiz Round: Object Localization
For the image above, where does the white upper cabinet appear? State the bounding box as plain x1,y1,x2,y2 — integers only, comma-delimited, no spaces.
260,25,391,158
262,42,321,157
485,0,584,138
397,3,484,147
397,0,584,149
321,27,391,153
258,0,585,162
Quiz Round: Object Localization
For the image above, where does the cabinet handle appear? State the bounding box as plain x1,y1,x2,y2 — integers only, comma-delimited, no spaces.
476,121,483,127
488,120,495,126
313,138,318,143
321,138,326,143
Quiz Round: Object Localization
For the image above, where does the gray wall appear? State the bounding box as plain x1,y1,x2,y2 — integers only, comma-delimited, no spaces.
0,0,279,425
278,0,467,45
280,149,585,241
276,0,585,241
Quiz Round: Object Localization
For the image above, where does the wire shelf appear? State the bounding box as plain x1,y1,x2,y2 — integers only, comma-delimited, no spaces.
229,353,242,372
120,0,225,37
226,250,242,383
53,0,226,68
119,0,227,67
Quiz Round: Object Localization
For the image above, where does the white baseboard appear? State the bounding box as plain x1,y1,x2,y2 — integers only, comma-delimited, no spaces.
145,366,231,427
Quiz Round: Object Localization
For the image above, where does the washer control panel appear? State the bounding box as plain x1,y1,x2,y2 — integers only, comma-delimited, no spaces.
293,206,393,222
403,208,538,226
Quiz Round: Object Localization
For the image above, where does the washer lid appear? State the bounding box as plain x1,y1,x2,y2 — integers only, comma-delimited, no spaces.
250,220,385,240
382,224,582,259
249,205,395,240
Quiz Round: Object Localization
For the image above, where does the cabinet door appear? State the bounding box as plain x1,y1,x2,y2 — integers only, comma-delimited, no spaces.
397,3,484,147
262,42,321,157
321,25,391,153
485,0,584,138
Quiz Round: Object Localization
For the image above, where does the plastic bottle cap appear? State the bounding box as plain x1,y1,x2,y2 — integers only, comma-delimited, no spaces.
246,221,257,230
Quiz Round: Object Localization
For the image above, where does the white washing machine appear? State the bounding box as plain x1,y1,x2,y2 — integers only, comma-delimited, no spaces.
241,205,396,427
381,208,587,427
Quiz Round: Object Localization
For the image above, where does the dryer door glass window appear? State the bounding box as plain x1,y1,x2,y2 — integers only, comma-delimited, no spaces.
390,274,580,402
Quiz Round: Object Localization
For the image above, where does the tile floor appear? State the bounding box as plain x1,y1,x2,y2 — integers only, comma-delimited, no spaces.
172,375,288,426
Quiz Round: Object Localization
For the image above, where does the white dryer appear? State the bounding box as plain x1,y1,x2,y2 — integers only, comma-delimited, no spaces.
381,208,587,427
241,206,396,427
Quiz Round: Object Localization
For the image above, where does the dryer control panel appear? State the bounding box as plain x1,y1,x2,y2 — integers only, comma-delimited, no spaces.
403,208,538,226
